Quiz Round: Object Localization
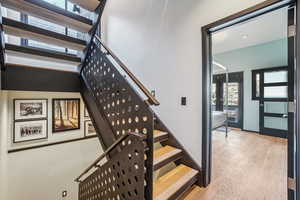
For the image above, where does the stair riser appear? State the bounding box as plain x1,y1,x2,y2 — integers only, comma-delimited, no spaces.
170,176,198,200
154,134,169,143
154,152,183,171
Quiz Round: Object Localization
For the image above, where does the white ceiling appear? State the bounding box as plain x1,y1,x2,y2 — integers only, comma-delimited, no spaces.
212,7,288,54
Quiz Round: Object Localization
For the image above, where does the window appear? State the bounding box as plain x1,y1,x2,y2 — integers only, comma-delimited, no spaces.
223,82,239,106
20,0,91,54
252,67,288,100
252,71,261,100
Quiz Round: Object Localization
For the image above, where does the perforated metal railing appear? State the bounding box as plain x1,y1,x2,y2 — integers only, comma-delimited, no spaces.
77,133,146,200
80,38,155,199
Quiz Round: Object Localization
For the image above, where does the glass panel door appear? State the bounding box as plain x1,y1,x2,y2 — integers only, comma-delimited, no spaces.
260,67,288,138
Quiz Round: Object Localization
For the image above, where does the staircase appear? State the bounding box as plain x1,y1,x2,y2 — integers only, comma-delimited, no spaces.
0,1,203,199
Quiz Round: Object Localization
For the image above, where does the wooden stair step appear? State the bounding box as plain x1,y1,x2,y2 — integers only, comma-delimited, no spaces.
3,0,92,33
68,0,100,11
154,130,168,143
3,17,86,51
179,185,203,200
154,164,199,200
5,43,81,63
154,145,182,171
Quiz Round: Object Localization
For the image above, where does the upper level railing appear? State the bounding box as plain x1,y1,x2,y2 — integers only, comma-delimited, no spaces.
76,132,146,200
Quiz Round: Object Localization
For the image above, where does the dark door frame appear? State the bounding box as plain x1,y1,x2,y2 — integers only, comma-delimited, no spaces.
201,0,299,199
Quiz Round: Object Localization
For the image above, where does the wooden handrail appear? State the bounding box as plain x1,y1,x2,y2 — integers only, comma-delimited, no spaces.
94,35,160,106
75,132,145,182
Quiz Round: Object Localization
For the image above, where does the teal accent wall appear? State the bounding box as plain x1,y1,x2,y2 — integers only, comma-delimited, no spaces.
213,39,288,132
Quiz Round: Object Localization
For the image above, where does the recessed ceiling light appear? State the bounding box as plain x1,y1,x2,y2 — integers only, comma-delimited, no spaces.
242,35,248,39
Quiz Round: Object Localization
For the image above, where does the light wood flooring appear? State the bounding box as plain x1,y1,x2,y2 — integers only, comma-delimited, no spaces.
182,129,287,200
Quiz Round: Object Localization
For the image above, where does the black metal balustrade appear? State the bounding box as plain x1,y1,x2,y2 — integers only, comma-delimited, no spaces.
76,132,146,200
79,20,158,199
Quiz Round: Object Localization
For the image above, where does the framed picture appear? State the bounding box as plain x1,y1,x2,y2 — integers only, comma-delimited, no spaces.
14,120,48,143
84,107,89,118
52,99,80,133
84,120,96,137
14,99,48,121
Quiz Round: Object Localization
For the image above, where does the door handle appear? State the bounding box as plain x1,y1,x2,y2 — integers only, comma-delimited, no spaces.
282,114,288,118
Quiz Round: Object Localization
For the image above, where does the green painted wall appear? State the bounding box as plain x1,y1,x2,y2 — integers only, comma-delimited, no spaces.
213,39,287,132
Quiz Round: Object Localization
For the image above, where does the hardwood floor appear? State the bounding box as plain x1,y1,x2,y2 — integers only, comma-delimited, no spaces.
182,129,287,200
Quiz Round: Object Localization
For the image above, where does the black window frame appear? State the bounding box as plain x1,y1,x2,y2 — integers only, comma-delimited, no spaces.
252,66,288,101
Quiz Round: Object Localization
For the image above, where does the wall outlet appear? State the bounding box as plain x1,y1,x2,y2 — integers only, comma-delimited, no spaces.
62,190,67,198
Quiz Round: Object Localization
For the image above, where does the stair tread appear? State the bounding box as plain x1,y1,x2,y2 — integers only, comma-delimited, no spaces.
154,164,199,200
3,17,86,51
5,43,81,63
68,0,100,11
154,130,168,137
180,186,203,200
154,145,182,166
153,130,168,143
3,0,92,33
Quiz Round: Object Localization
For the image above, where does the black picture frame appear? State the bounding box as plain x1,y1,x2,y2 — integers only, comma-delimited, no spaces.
84,120,96,137
13,119,48,143
52,98,80,133
14,99,48,121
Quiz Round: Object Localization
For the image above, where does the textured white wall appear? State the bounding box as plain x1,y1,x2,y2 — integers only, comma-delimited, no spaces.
101,0,266,164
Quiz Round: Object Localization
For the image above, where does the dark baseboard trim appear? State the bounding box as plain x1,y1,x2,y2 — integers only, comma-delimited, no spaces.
241,129,260,133
8,135,97,154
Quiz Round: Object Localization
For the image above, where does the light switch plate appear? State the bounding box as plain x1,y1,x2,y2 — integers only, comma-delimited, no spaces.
181,97,187,105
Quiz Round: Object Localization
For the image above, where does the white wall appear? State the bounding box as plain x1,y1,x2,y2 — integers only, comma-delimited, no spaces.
0,91,103,200
101,0,266,164
0,91,9,200
213,39,288,131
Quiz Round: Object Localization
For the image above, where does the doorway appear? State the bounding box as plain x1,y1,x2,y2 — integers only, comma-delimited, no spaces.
212,72,243,128
201,1,298,199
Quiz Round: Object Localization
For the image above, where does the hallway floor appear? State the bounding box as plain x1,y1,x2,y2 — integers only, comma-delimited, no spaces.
193,129,287,200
